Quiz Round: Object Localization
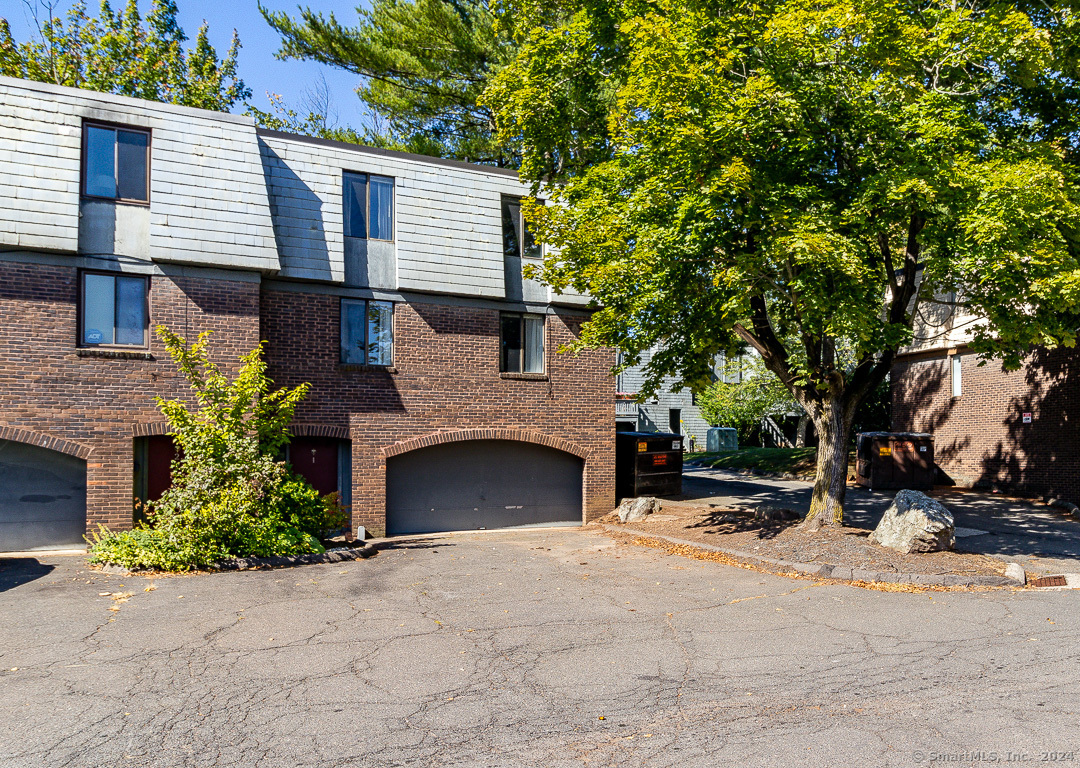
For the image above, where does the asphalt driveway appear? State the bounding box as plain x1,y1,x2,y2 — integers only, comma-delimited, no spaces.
2,528,1079,767
683,465,1080,575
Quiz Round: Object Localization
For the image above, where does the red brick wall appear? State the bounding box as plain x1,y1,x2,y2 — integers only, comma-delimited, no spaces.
260,288,616,536
0,261,260,531
892,347,1080,503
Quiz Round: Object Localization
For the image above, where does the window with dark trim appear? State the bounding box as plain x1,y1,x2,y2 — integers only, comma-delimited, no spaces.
343,172,394,240
501,195,541,260
82,123,150,203
341,299,394,365
500,312,544,373
79,271,149,348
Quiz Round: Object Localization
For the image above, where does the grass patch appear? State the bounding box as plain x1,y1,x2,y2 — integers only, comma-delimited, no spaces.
686,447,855,478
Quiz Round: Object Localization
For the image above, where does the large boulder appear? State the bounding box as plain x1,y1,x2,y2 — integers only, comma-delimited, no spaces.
616,496,661,523
870,490,955,553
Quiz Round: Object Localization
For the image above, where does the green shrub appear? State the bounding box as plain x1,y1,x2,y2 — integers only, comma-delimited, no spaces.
88,326,347,571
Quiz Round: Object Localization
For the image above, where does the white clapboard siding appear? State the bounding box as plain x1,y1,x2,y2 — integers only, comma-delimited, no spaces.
0,77,591,305
260,131,526,297
0,77,278,272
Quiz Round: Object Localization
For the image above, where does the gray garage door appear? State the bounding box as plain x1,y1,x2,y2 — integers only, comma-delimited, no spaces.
386,440,583,535
0,440,87,552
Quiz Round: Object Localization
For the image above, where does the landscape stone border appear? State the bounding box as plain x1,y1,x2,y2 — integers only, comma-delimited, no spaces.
604,524,1022,588
97,544,378,575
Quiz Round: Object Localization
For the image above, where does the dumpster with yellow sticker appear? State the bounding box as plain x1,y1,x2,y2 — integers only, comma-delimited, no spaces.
615,431,683,500
855,432,935,491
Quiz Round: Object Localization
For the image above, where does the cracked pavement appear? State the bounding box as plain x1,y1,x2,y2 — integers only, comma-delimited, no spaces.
1,529,1078,767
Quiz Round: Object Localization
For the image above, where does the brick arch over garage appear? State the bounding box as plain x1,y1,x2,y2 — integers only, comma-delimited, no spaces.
0,426,92,460
382,429,591,461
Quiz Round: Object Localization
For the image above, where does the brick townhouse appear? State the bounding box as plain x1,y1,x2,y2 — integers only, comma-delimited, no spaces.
0,76,615,552
891,292,1080,504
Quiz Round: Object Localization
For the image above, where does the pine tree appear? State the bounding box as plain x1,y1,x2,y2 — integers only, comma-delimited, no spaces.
0,0,249,112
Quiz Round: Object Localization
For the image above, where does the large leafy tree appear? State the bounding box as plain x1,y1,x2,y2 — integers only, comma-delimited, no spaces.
260,0,517,164
485,0,1080,528
0,0,249,112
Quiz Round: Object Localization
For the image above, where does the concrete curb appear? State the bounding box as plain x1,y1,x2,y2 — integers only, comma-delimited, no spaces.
97,544,378,575
603,524,1022,588
1046,498,1080,521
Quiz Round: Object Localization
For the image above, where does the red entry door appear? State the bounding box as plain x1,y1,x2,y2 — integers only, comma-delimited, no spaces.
146,436,177,502
289,437,340,496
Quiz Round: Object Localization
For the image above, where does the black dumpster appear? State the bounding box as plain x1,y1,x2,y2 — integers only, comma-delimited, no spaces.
615,431,683,500
855,432,935,491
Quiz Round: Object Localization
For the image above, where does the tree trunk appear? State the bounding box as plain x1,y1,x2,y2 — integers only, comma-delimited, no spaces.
795,413,809,448
801,397,853,530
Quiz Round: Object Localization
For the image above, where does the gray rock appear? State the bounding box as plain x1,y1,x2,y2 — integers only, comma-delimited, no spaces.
1005,563,1026,584
617,496,661,523
870,490,955,553
753,506,801,522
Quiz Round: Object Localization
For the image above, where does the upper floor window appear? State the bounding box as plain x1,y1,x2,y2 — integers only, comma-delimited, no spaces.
501,195,541,260
341,299,394,365
83,123,150,203
79,271,148,348
343,172,394,241
500,312,544,373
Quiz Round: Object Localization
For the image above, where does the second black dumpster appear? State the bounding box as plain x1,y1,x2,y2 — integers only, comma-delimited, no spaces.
615,431,683,500
854,432,935,491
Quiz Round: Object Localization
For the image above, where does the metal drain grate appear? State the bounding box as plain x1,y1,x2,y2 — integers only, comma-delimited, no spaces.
1031,575,1067,588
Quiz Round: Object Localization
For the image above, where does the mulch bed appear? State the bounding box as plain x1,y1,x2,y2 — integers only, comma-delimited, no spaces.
595,500,1008,579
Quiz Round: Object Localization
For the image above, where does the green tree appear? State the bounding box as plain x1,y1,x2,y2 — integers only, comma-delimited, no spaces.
0,0,249,112
698,356,801,444
486,0,1080,528
259,0,517,164
89,327,345,571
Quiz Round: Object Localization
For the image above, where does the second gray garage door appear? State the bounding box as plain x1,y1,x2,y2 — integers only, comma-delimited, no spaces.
0,440,87,552
386,440,583,535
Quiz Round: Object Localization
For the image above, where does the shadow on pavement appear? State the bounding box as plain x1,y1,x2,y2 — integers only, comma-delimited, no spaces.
679,466,1080,570
0,558,55,593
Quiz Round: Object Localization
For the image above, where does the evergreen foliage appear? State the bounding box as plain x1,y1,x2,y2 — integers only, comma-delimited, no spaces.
0,0,249,111
259,0,517,164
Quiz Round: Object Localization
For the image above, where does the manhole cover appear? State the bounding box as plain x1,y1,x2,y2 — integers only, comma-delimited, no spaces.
1031,575,1068,588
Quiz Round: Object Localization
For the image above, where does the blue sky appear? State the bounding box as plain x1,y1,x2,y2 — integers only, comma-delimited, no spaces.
3,0,370,126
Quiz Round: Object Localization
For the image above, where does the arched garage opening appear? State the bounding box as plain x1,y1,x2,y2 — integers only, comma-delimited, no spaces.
0,439,87,551
386,439,583,535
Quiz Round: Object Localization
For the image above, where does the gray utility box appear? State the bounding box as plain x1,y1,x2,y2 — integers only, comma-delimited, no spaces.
707,427,738,452
855,432,935,491
615,431,683,499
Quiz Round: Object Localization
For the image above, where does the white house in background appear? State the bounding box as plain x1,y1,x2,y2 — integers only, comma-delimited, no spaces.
616,347,802,450
615,349,733,450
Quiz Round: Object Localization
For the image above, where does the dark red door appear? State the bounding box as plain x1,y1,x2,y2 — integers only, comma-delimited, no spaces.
290,438,339,496
146,436,177,502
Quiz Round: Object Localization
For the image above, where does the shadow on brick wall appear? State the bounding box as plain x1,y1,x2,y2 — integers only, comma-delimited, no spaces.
892,358,970,479
162,272,261,319
896,347,1080,501
978,347,1079,499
